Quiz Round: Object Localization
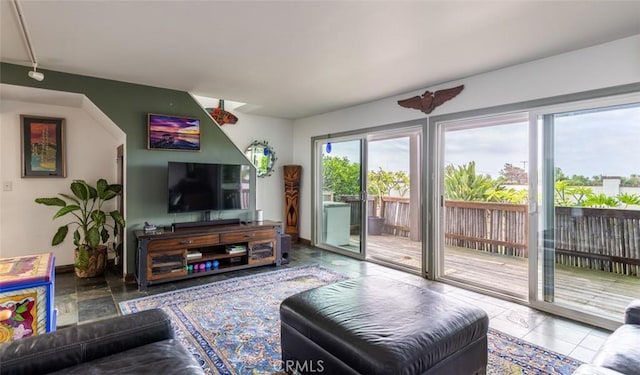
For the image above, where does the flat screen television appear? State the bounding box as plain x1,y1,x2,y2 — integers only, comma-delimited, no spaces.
168,161,251,213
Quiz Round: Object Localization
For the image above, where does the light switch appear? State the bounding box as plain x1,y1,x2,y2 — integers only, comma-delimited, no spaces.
2,181,12,191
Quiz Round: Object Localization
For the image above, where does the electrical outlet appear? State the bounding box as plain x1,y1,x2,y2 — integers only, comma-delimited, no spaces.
2,181,12,192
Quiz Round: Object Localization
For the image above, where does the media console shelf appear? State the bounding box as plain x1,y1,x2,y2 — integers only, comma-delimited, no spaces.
135,220,282,289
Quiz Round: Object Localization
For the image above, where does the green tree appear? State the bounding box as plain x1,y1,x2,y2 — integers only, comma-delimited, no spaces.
393,171,410,197
444,162,504,201
322,156,360,197
591,175,603,186
366,168,410,216
555,181,594,206
367,168,399,198
568,174,591,186
555,167,568,181
499,163,527,185
485,188,528,204
622,174,640,187
368,170,411,197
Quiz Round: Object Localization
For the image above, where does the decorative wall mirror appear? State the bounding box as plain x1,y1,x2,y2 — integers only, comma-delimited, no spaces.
245,140,277,177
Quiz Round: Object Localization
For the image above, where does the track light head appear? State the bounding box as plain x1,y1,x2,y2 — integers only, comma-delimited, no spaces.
28,62,44,81
28,69,44,81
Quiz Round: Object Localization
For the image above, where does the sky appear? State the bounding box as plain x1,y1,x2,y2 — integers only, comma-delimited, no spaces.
324,104,640,179
148,114,200,134
323,137,411,173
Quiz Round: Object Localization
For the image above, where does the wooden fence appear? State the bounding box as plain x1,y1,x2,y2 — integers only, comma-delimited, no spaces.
338,196,412,236
336,196,640,277
555,207,640,276
444,201,529,257
337,196,365,234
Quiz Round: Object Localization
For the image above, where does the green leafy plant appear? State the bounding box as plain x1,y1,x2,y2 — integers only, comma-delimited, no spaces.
616,193,640,208
35,179,125,270
583,194,619,208
322,156,361,197
485,188,528,204
393,171,410,197
444,162,504,201
366,168,410,216
554,181,594,206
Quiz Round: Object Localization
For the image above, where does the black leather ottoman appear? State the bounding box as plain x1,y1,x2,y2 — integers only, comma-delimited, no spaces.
280,276,489,375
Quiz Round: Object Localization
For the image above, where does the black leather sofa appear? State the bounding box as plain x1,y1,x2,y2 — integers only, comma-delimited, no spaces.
573,300,640,375
0,309,205,375
280,276,489,375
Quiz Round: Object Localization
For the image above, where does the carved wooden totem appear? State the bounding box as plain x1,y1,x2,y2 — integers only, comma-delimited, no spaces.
283,165,302,243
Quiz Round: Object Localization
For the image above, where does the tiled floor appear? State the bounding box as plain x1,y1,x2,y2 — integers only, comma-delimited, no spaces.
54,245,611,364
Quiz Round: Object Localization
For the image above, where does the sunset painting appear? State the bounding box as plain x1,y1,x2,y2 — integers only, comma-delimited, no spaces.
21,115,66,178
148,114,200,151
29,122,58,171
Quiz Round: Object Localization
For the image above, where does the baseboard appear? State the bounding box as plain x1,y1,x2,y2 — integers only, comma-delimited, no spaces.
298,237,311,246
55,264,75,274
56,262,134,284
123,272,136,284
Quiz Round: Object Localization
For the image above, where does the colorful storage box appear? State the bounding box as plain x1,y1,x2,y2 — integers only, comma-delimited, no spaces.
0,253,56,342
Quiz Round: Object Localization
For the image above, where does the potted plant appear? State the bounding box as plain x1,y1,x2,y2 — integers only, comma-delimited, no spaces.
35,179,125,278
367,168,394,235
366,168,411,235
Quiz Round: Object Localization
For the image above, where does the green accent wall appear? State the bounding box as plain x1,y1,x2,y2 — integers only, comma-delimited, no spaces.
1,62,256,276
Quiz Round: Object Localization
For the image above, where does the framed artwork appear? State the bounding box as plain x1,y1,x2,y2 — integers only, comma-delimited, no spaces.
20,115,66,178
147,113,201,151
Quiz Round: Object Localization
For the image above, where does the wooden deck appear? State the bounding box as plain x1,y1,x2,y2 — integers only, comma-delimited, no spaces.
365,234,640,321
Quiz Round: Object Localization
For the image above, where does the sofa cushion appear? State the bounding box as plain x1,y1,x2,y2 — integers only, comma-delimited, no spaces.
624,300,640,325
590,324,640,375
49,339,203,375
572,364,625,375
0,309,175,375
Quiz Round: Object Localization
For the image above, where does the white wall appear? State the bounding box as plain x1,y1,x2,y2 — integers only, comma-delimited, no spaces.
292,34,640,241
0,97,124,266
192,96,294,223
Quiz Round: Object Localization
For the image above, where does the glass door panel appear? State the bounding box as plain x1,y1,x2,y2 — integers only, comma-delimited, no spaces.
365,131,422,271
317,139,363,255
440,113,530,299
538,102,640,322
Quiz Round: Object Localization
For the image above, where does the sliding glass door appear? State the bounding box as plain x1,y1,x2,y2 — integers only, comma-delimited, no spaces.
316,138,364,256
365,130,422,271
536,100,640,323
434,94,640,327
437,113,530,298
314,125,423,271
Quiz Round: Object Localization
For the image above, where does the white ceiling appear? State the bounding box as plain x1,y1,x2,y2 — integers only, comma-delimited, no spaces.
1,1,639,119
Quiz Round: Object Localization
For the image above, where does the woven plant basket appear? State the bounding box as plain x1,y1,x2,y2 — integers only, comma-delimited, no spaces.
75,245,107,278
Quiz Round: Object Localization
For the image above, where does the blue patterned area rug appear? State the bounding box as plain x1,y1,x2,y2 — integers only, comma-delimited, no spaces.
488,329,582,374
119,265,582,375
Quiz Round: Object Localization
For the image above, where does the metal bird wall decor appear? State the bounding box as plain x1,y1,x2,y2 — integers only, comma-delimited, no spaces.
397,85,464,115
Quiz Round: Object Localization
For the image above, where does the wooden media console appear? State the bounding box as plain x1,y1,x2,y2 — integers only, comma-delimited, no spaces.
135,220,282,289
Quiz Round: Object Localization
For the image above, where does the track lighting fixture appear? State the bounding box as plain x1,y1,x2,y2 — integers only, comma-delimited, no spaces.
28,64,44,81
12,0,44,81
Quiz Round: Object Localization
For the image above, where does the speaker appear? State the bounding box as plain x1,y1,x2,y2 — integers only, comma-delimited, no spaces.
277,233,292,265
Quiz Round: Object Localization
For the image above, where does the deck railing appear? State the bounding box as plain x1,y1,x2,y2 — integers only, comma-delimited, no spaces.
445,201,640,277
338,196,411,236
444,200,529,257
555,206,640,276
336,196,640,277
